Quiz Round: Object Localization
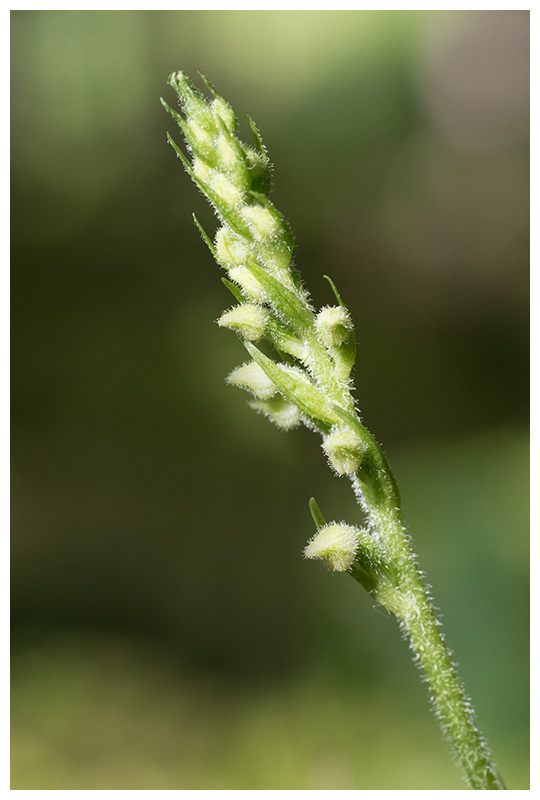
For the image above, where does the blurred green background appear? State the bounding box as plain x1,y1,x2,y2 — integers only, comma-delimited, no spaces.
11,10,529,790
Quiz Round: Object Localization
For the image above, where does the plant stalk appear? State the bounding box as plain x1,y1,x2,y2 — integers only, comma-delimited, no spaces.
163,70,506,790
351,456,506,790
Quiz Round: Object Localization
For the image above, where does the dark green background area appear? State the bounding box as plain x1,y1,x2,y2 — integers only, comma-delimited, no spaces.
11,10,529,789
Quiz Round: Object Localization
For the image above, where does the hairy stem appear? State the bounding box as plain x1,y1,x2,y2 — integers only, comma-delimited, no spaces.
351,468,506,790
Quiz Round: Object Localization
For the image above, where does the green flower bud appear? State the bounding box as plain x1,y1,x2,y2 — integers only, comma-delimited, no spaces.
215,227,249,268
304,523,361,572
227,361,277,399
249,395,301,430
322,427,365,475
192,157,214,185
245,147,271,195
168,71,216,134
257,242,293,274
182,119,216,162
210,172,245,209
192,160,244,211
216,134,245,174
242,205,280,241
228,267,266,302
217,304,268,341
211,97,237,133
315,306,353,347
245,147,265,170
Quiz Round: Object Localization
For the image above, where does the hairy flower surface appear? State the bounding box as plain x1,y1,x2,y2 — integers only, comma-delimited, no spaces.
316,306,353,347
227,361,277,399
322,427,366,475
217,304,268,341
304,523,361,572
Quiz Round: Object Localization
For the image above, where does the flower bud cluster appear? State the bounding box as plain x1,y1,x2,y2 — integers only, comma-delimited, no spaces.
163,71,294,286
163,71,310,366
164,73,367,479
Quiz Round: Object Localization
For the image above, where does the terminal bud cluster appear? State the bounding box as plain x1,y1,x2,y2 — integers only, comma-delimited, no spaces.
162,71,361,448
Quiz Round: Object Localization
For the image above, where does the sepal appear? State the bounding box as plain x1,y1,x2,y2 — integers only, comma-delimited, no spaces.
215,227,249,268
322,275,356,378
167,71,216,133
322,427,366,475
218,304,268,341
227,361,277,399
304,523,362,572
227,268,266,302
249,395,302,430
242,204,282,242
316,306,353,348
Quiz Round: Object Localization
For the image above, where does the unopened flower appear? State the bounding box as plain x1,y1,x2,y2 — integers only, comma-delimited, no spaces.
322,427,365,475
217,304,268,341
304,523,362,571
227,361,277,399
215,227,250,268
211,97,236,133
242,205,280,241
249,395,301,430
210,172,244,208
316,306,353,348
228,267,267,302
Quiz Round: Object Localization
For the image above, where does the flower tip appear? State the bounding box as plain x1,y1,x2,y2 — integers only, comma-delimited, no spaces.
167,70,187,90
315,306,353,348
217,304,268,342
227,361,277,399
249,396,301,430
304,523,361,572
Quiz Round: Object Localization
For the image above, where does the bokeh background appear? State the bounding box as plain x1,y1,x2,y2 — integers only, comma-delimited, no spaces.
11,10,529,790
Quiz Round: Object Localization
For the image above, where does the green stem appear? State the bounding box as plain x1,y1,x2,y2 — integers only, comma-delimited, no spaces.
351,459,506,790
